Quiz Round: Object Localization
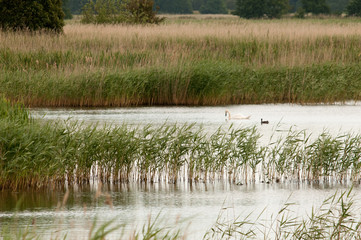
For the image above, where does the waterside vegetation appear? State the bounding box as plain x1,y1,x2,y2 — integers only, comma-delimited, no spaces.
2,99,361,190
1,16,361,107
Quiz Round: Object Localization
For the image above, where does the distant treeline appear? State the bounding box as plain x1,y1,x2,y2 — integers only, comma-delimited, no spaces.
66,0,350,15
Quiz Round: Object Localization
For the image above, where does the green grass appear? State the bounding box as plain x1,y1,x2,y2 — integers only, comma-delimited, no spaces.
1,62,361,107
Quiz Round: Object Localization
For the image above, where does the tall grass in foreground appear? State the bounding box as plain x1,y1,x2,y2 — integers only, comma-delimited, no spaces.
1,17,361,106
1,188,360,239
2,99,361,190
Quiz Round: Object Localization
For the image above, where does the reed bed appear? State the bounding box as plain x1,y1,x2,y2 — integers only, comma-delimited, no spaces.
1,62,361,106
2,99,361,190
1,17,361,106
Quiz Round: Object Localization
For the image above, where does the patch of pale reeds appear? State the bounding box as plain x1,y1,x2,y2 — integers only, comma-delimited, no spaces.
1,18,361,69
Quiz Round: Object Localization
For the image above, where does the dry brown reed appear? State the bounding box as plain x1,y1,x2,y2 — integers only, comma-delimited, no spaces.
1,17,361,106
1,17,361,69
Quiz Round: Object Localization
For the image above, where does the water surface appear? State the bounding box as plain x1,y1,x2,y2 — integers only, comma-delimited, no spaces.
2,103,361,238
1,182,358,239
31,102,361,141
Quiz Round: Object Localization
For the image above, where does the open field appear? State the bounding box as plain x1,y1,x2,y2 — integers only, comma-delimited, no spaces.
1,15,361,106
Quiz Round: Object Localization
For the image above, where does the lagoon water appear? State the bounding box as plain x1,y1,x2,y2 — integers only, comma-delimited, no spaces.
1,182,359,239
32,102,361,142
2,103,361,238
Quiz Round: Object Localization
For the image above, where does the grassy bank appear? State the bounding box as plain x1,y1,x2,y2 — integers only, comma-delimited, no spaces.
1,62,361,106
1,17,361,106
2,99,361,190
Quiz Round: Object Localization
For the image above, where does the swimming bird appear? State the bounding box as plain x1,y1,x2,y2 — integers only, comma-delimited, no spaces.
225,110,251,120
261,118,269,125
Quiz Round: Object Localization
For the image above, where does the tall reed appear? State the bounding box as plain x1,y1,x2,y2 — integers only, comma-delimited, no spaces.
2,99,361,190
1,17,361,106
1,62,361,107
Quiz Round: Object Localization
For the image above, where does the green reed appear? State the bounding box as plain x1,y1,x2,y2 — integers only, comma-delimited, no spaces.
2,61,361,107
2,99,361,190
0,97,30,123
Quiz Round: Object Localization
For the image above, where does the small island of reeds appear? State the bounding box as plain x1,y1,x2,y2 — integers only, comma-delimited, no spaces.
1,98,361,190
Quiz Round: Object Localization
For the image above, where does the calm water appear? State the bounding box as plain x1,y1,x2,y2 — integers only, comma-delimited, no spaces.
32,102,361,142
2,103,361,238
1,182,359,239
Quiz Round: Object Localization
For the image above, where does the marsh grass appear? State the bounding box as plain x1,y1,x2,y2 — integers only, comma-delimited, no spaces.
1,17,361,106
2,99,361,190
2,62,361,107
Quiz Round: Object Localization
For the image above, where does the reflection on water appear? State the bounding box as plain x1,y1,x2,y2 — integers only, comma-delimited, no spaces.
31,102,361,141
1,182,360,238
5,103,361,238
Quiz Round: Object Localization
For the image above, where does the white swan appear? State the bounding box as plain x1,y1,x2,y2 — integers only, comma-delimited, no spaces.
225,110,251,120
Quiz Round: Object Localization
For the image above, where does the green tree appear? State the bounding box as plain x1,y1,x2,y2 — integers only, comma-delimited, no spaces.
122,0,164,23
0,0,64,32
267,0,290,17
62,0,73,19
225,0,237,10
236,0,265,18
193,0,205,10
327,0,350,14
301,0,330,14
200,0,227,13
69,0,86,14
82,0,122,23
347,0,361,16
290,0,346,14
236,0,288,18
289,0,301,12
82,0,164,24
154,0,193,13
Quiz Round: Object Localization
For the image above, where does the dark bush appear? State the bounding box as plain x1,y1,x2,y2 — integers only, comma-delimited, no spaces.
123,0,164,24
235,0,289,19
0,0,64,33
199,0,228,14
155,0,193,14
62,0,73,19
347,0,361,16
301,0,330,14
81,0,164,24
